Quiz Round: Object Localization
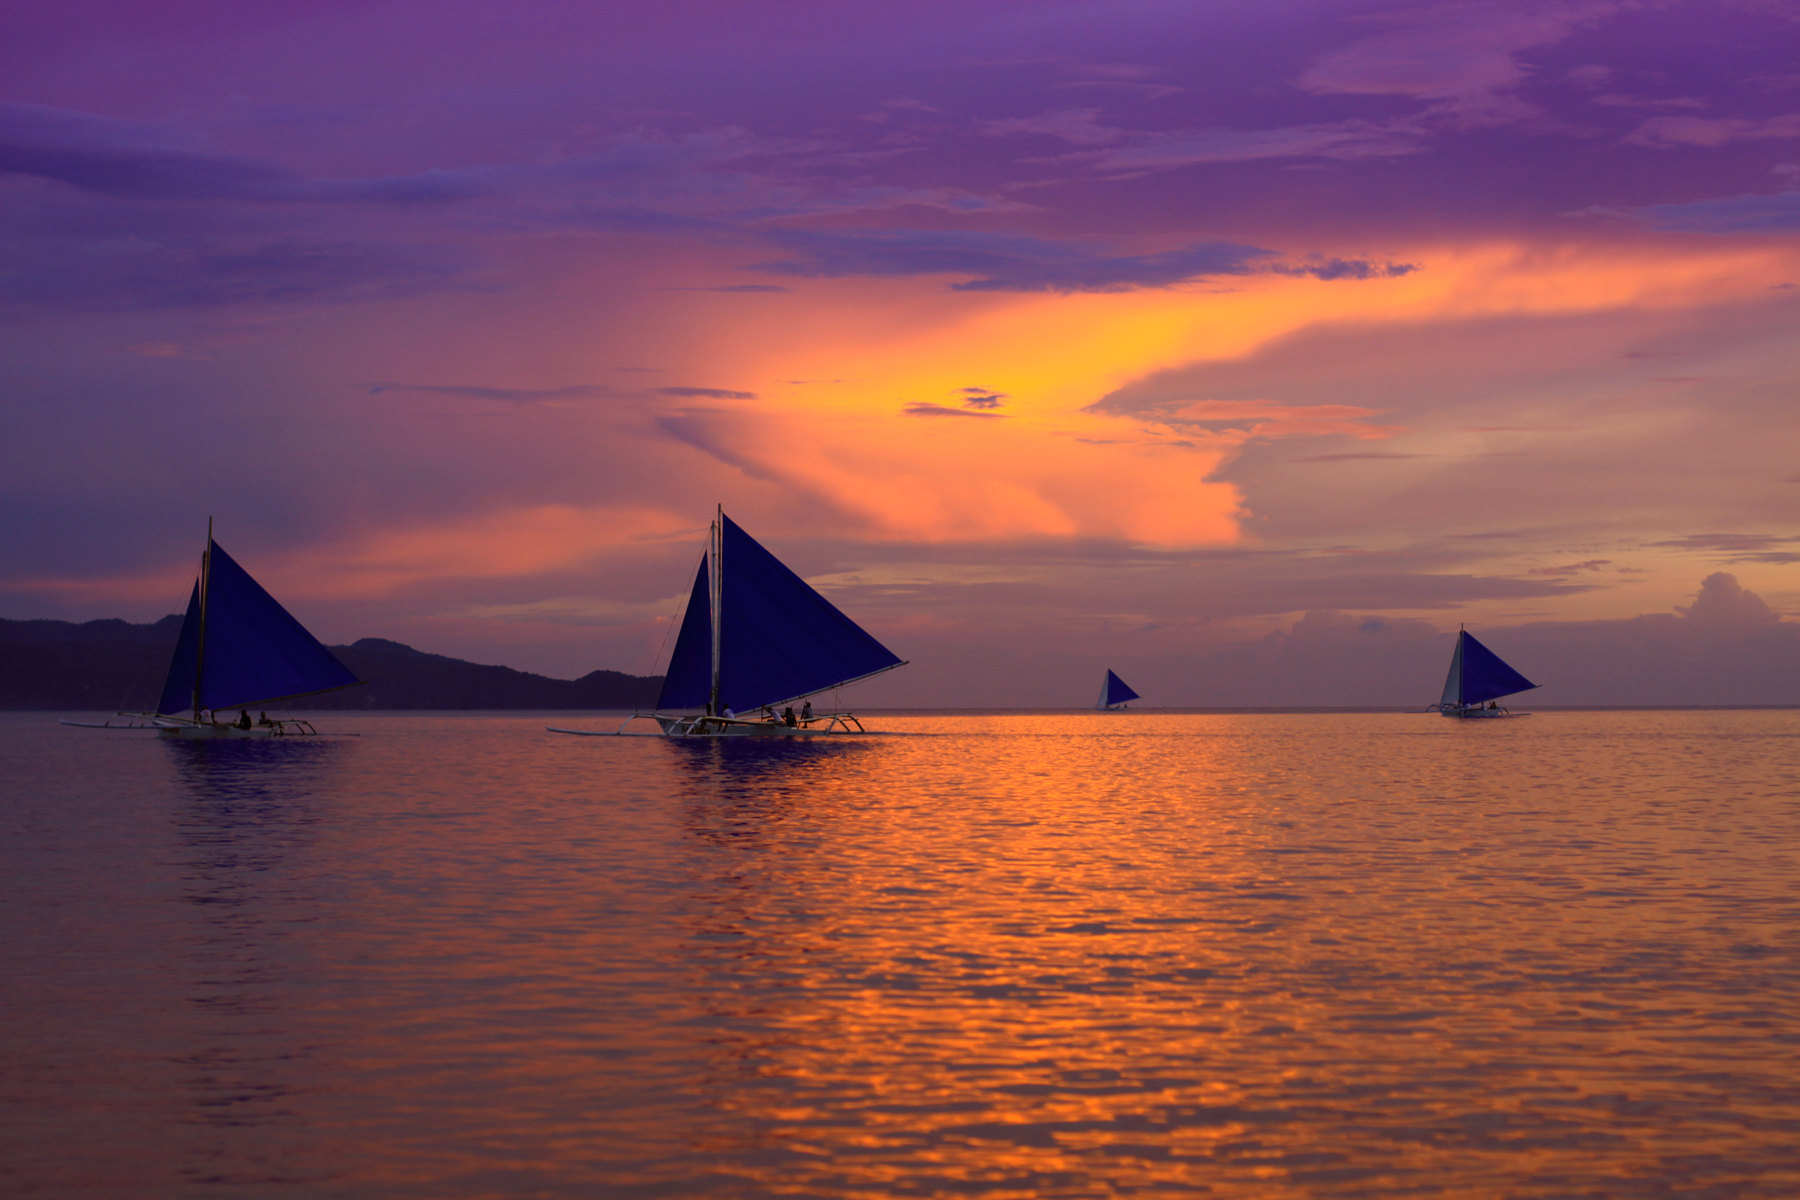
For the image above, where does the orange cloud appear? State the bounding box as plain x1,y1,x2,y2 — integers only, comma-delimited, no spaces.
621,237,1800,549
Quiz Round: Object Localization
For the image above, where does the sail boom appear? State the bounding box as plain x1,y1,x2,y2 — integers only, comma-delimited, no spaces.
206,678,368,712
745,658,910,714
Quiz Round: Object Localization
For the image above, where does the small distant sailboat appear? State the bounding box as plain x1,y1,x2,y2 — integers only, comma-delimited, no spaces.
1096,669,1139,710
551,507,906,738
1431,626,1537,719
66,520,363,737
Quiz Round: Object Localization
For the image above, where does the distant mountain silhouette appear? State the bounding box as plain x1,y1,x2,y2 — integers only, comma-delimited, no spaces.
0,616,660,711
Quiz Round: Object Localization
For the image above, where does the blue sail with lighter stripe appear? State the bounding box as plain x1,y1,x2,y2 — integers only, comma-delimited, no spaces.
155,583,204,715
715,514,902,713
655,556,713,711
156,540,360,714
1102,669,1140,707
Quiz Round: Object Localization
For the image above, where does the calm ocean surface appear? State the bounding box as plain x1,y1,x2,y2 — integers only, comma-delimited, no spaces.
3,710,1799,1198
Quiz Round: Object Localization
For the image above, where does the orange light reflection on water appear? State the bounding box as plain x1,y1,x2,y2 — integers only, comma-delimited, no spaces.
13,712,1798,1198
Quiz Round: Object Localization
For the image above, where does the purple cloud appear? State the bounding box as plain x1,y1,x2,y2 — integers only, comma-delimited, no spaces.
654,386,758,400
370,383,628,406
902,402,1006,418
1080,119,1429,171
1649,533,1800,556
1272,258,1420,281
1625,189,1800,233
1623,114,1800,149
751,228,1274,292
0,102,484,205
1297,2,1612,126
1,235,473,314
1527,559,1616,576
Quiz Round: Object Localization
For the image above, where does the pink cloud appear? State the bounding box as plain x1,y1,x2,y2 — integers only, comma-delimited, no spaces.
1299,2,1618,125
1623,113,1800,148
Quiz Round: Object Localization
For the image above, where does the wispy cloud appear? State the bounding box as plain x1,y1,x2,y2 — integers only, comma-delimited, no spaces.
1527,558,1617,575
1623,113,1800,148
0,102,486,205
751,227,1275,292
370,382,628,405
663,283,791,293
1297,2,1617,127
654,386,757,400
1299,451,1428,462
1271,258,1420,281
1090,397,1404,443
1622,189,1800,233
367,381,758,406
902,402,1008,418
1081,119,1429,171
1649,532,1800,557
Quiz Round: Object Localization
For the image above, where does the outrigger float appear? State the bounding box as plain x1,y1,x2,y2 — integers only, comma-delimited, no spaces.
550,507,906,738
62,519,362,738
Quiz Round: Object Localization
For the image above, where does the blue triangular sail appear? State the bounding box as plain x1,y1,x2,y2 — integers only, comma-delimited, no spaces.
157,540,360,714
1449,630,1537,706
715,514,902,713
1438,633,1464,708
1101,669,1139,708
655,555,713,711
155,583,204,715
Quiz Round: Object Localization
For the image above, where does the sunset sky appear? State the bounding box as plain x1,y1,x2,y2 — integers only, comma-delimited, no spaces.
4,0,1799,705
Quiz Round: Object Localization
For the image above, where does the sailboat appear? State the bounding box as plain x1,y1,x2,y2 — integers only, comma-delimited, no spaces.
1431,626,1537,719
1096,669,1139,710
67,520,363,736
550,507,906,737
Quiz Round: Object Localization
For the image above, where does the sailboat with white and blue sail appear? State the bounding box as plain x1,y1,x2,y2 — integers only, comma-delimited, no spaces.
67,520,363,736
1430,626,1537,719
551,507,906,737
1096,669,1139,710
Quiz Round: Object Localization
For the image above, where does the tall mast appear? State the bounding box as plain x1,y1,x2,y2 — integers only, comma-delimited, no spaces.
192,516,214,721
708,504,723,716
1456,623,1464,707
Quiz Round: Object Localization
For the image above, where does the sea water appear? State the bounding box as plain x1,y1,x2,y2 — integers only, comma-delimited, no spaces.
3,710,1798,1198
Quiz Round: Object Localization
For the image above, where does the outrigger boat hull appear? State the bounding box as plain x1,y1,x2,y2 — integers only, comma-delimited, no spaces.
1432,628,1537,719
551,508,905,741
62,715,324,736
151,716,323,738
1435,705,1530,720
549,711,872,738
67,521,362,739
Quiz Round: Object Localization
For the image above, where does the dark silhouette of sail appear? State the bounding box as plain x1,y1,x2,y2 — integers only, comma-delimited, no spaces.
156,584,205,715
1441,630,1537,707
651,514,904,714
715,515,902,713
1102,669,1139,707
155,541,360,714
656,556,713,711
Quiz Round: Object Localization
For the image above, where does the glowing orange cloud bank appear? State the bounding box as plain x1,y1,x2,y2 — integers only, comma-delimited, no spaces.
616,237,1798,553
